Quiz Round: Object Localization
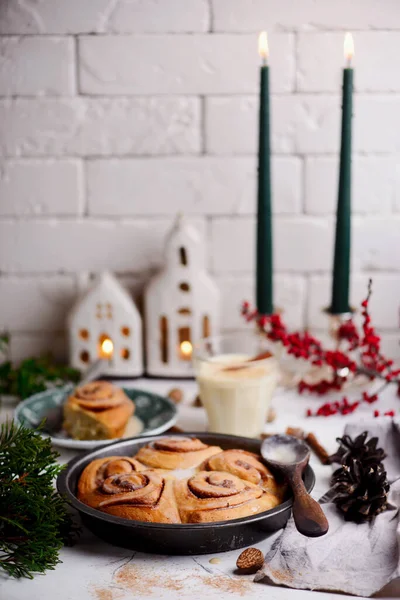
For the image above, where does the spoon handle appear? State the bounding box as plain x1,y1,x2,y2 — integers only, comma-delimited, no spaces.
290,467,329,537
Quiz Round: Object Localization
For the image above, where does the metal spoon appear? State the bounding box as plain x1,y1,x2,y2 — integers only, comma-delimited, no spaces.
23,358,108,435
261,434,329,538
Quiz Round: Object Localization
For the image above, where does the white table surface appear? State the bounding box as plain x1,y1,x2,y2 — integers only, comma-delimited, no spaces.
2,379,400,600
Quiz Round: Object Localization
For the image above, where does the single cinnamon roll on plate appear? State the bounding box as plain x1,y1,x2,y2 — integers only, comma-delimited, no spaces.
135,437,222,470
63,381,134,440
174,471,280,523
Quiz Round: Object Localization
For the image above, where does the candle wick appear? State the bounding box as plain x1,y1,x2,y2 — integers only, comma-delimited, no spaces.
261,57,268,67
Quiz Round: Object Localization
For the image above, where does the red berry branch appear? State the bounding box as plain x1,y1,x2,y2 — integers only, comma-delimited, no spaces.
242,280,400,417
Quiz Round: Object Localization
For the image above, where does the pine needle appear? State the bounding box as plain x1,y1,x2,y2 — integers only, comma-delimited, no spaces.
0,421,79,578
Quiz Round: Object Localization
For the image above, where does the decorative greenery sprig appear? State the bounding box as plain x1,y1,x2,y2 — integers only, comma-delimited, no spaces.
0,333,80,401
0,421,79,579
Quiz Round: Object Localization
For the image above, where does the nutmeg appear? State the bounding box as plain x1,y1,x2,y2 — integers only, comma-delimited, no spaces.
266,407,276,423
193,395,203,407
167,388,184,404
236,547,264,573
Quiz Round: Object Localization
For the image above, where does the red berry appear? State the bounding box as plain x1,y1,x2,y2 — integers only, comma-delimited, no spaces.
384,410,395,417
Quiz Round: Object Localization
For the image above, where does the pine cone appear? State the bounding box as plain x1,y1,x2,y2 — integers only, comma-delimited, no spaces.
325,431,390,523
328,431,386,467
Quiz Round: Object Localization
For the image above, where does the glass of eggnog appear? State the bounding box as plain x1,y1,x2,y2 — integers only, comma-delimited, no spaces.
194,331,279,438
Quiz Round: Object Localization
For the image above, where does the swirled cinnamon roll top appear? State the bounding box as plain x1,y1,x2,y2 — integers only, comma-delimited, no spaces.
78,456,146,497
77,438,286,524
78,459,180,523
63,381,134,440
135,437,223,470
200,449,286,499
175,471,280,523
72,381,129,411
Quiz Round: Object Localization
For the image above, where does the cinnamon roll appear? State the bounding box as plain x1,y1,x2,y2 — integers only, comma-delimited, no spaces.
63,381,134,440
200,449,286,499
78,456,145,498
174,471,280,523
79,467,180,524
135,437,223,470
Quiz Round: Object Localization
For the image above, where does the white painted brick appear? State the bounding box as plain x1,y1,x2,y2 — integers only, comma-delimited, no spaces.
207,95,400,155
0,218,206,273
78,34,294,95
298,32,400,93
9,332,67,363
298,95,400,154
354,217,400,272
0,276,77,332
212,0,400,32
206,95,299,155
0,37,74,96
0,0,208,34
355,96,400,154
207,95,340,155
0,97,201,157
105,0,209,33
0,0,110,34
87,156,301,216
305,156,398,215
0,160,83,216
379,334,400,361
216,275,305,331
308,274,400,330
210,217,333,273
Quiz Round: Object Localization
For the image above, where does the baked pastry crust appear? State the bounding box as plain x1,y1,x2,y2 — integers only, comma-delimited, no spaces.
200,449,285,499
63,381,134,440
174,470,280,523
135,437,223,470
78,456,146,498
79,463,180,524
77,437,285,525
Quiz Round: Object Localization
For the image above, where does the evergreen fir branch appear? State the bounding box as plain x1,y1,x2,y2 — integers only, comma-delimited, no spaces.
0,421,79,579
0,335,80,401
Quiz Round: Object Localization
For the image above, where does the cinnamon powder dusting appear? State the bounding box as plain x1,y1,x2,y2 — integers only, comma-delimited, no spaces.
91,587,116,600
201,575,253,596
91,563,254,598
115,564,185,595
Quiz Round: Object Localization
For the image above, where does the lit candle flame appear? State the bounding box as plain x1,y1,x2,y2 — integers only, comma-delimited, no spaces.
101,338,114,357
180,340,192,357
344,32,354,66
258,31,269,64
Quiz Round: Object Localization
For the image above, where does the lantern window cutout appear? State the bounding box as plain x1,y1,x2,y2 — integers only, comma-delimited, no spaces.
145,216,220,377
160,316,169,364
68,271,143,377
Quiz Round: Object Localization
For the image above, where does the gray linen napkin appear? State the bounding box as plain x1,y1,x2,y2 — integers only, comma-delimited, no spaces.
255,418,400,597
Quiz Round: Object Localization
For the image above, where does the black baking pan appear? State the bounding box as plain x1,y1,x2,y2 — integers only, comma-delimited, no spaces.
57,432,315,555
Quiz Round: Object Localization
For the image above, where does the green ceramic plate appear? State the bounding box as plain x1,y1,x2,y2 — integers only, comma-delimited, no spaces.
14,386,177,450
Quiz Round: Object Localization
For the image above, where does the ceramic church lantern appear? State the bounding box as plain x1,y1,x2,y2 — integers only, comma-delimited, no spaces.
68,272,143,377
145,216,220,377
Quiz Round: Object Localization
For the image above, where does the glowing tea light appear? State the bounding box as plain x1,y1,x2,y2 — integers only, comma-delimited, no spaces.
100,337,114,359
180,340,192,360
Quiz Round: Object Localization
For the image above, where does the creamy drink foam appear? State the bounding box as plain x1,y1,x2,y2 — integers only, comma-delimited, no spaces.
196,353,278,437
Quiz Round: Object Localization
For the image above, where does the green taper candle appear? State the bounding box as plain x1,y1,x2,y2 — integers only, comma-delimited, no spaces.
256,31,273,315
330,33,354,315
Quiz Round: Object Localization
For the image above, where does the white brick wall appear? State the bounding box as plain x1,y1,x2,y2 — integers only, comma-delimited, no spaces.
0,0,398,361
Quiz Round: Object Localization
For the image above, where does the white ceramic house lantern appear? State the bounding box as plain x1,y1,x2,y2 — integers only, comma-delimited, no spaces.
145,216,220,377
68,272,143,377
